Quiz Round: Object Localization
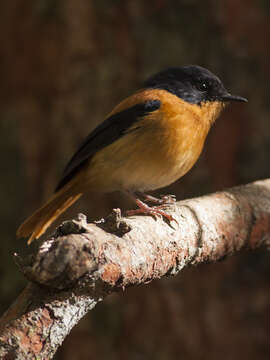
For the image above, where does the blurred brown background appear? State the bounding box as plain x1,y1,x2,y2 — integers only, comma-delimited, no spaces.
1,1,270,359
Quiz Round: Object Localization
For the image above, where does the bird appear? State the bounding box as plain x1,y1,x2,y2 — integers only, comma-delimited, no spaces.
16,65,247,244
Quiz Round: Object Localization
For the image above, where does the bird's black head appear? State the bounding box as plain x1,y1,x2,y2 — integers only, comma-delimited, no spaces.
144,65,247,105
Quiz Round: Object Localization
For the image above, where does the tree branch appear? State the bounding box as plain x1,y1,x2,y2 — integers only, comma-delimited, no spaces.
1,179,270,359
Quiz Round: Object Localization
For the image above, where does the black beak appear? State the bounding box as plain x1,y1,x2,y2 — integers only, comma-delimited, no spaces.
220,93,248,103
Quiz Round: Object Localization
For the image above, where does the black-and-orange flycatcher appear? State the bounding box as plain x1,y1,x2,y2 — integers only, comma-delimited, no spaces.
17,65,247,244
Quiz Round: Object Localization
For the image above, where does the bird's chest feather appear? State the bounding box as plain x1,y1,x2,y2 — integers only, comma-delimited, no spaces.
114,103,210,190
132,99,213,184
89,92,222,192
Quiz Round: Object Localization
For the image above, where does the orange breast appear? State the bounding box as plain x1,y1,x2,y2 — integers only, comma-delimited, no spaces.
85,89,224,192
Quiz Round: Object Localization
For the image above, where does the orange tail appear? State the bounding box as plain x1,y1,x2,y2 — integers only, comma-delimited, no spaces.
16,184,82,244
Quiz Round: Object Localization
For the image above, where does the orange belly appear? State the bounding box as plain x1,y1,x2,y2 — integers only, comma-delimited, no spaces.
84,90,223,192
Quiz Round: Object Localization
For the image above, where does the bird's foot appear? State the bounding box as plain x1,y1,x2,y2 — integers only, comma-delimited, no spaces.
126,198,177,224
140,193,176,205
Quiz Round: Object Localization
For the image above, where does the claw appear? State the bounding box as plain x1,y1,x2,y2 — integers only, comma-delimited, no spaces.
139,193,176,205
125,195,178,224
160,194,176,204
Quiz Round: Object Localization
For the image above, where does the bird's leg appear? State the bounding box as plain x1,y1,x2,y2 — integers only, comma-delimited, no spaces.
125,191,177,223
136,192,176,205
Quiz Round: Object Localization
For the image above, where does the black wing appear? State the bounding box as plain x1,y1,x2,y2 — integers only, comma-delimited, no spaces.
55,99,161,191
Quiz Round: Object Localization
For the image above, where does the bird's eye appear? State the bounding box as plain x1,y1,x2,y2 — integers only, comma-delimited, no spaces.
197,81,209,92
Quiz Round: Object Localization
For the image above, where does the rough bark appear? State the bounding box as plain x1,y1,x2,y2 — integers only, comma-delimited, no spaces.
1,179,270,359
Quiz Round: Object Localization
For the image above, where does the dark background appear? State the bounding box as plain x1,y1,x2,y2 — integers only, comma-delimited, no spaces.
1,1,270,359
